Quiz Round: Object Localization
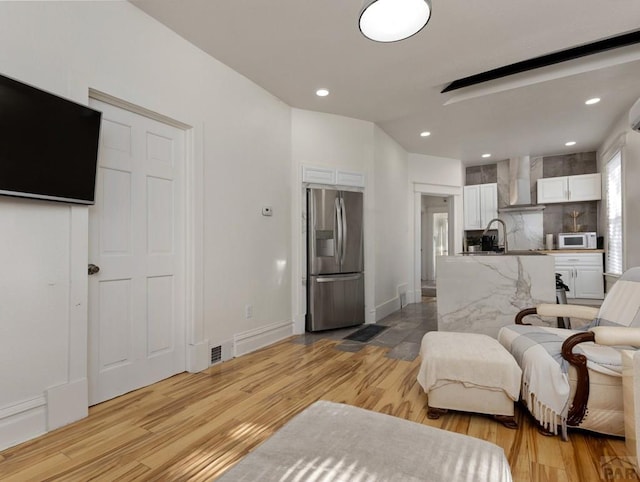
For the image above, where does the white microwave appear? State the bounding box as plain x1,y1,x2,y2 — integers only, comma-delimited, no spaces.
558,232,597,249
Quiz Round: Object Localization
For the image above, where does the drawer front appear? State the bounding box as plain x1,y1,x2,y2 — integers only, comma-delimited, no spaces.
551,253,602,266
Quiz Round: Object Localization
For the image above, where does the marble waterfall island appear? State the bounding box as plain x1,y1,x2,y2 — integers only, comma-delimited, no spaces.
436,254,556,338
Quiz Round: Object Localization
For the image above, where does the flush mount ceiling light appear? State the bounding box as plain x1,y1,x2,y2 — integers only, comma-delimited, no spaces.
482,153,492,158
316,88,329,97
565,141,577,146
585,97,601,105
420,131,431,137
359,0,431,43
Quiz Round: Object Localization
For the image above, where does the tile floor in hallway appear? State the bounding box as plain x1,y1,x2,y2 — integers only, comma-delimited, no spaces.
292,297,438,361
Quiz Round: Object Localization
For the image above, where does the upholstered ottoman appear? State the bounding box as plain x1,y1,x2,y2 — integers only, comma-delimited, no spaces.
417,332,523,427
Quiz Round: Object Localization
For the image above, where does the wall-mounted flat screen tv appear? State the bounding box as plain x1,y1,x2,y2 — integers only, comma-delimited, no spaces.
0,73,101,205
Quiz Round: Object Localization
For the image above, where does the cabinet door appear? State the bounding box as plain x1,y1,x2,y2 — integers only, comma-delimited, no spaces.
574,266,604,299
480,183,498,227
302,166,336,184
537,176,568,203
555,267,575,299
568,173,601,201
463,185,481,230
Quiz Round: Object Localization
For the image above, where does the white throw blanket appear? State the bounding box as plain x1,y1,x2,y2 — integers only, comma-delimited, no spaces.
498,325,572,437
418,332,522,401
498,325,625,438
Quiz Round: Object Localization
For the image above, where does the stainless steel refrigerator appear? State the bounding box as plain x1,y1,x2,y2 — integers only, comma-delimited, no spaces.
306,188,364,331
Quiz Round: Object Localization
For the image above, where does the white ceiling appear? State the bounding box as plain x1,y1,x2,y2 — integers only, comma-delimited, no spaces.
130,0,640,165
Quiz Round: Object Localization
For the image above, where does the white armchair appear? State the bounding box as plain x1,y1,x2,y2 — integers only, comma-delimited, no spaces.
498,267,640,439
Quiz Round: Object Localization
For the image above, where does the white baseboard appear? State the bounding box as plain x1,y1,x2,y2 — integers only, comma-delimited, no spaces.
409,289,421,304
234,320,293,357
0,396,46,452
292,314,306,335
375,296,401,322
366,308,377,323
46,378,88,431
187,339,210,373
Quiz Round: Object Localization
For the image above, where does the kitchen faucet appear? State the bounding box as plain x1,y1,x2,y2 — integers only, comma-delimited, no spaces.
482,218,508,254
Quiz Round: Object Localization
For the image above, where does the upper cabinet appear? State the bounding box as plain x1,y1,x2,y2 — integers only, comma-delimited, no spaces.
464,183,497,230
537,173,601,204
302,165,365,188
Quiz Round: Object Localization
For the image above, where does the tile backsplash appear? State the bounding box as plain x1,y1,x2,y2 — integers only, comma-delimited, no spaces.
466,164,497,185
543,151,597,177
465,151,599,250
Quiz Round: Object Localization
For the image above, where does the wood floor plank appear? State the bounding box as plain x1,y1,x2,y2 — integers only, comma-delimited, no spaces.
1,335,638,481
467,414,498,445
526,423,566,470
528,461,570,482
1,453,71,482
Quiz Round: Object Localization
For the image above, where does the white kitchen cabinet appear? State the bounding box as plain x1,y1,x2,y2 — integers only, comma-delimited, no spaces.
336,170,366,187
302,166,336,184
537,173,601,204
302,165,365,187
464,183,497,230
551,253,604,299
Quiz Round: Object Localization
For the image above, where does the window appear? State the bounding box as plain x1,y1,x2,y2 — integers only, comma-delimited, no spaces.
605,151,623,275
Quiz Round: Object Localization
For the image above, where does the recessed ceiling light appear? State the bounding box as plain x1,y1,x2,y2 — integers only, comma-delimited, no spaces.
316,89,329,97
420,131,431,137
565,141,576,146
481,153,491,158
585,97,601,105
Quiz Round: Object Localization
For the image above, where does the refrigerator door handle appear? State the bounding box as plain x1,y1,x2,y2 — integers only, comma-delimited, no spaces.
316,275,362,283
340,197,347,263
335,197,343,265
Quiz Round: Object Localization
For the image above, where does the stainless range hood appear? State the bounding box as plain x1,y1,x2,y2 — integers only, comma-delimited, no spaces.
498,156,545,213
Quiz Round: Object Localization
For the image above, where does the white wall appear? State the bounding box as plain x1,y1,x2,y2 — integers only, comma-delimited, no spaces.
0,1,292,450
373,127,410,320
625,132,640,269
598,109,640,274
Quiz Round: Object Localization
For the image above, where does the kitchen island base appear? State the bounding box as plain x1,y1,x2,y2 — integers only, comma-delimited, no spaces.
436,254,556,338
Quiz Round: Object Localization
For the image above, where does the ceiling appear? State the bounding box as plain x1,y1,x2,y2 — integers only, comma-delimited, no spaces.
130,0,640,165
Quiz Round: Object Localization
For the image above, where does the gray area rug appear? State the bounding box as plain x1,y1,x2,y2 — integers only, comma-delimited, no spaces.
216,400,512,481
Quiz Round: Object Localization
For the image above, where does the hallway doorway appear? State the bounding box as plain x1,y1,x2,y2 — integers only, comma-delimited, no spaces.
421,195,450,297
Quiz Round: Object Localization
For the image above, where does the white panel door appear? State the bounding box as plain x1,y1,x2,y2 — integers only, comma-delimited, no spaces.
88,99,185,405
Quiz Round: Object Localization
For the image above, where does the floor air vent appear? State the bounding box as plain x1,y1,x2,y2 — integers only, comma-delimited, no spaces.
210,345,222,365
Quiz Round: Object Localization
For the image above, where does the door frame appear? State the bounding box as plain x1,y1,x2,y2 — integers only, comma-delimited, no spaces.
87,90,202,380
413,184,462,303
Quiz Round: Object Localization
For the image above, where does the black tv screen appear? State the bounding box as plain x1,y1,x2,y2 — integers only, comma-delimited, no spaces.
0,73,101,204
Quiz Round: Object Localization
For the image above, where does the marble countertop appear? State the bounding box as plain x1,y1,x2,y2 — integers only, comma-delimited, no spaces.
457,250,547,256
539,249,605,254
457,249,604,256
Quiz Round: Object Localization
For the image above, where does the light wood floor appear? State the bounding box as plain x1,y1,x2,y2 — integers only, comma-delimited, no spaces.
1,336,637,481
